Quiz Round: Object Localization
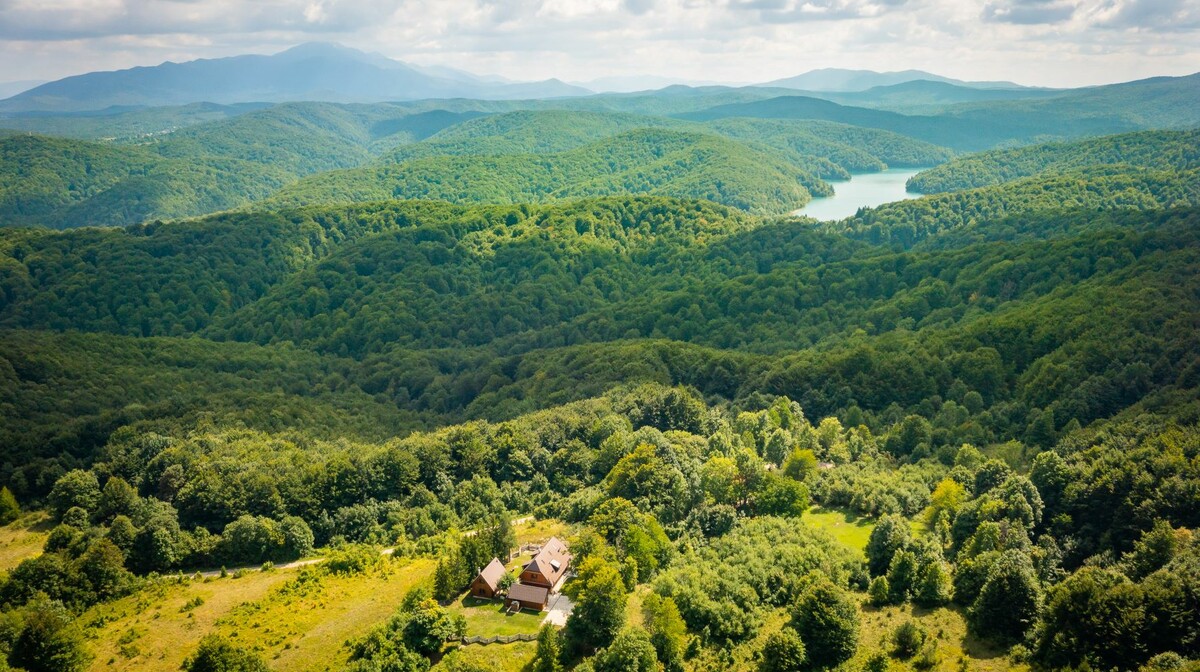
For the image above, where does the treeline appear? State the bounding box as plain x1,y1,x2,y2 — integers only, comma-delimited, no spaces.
268,128,825,216
382,110,952,182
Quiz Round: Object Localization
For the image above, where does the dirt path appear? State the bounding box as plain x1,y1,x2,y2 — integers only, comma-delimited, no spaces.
191,516,535,578
462,515,534,537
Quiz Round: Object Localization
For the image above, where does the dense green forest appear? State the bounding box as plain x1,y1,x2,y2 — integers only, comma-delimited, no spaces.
267,129,828,214
1,70,1199,672
824,130,1200,246
2,193,1197,482
907,130,1200,193
0,134,292,228
0,104,487,228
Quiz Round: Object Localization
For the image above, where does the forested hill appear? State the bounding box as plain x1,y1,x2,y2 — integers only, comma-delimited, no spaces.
830,166,1200,247
907,129,1200,193
2,194,1197,486
383,111,950,170
382,110,689,161
2,81,1200,672
2,106,955,227
0,105,485,229
263,111,954,216
820,130,1200,247
0,134,293,228
263,129,828,215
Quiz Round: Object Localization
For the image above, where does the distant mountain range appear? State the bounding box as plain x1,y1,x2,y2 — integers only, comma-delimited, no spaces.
679,72,1200,150
0,80,46,99
0,43,592,112
8,44,1192,122
760,68,1030,92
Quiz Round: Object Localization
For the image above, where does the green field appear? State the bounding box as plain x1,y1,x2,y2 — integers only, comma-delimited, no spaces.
805,507,878,557
0,512,50,572
854,600,1025,672
83,556,435,672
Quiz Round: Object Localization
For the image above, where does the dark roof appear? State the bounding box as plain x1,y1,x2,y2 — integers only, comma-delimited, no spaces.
507,583,549,604
524,536,571,586
474,557,507,591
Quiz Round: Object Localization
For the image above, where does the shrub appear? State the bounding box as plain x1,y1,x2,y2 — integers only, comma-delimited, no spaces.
790,575,860,669
892,620,927,659
325,544,381,576
182,635,268,672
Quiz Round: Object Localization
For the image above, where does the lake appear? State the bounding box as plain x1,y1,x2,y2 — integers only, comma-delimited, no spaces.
794,167,929,221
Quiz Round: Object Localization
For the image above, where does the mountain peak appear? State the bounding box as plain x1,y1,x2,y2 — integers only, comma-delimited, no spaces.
760,68,1027,92
0,43,592,111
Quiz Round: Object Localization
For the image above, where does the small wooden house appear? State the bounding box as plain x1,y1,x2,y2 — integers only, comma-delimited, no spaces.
519,536,571,590
468,557,507,599
507,582,550,611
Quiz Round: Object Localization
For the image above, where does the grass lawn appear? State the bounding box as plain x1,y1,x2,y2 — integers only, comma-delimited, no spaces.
0,511,51,571
83,555,435,672
805,507,877,557
77,521,567,672
449,595,545,638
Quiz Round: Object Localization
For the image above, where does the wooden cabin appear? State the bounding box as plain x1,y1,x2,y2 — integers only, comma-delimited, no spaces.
519,536,571,590
468,557,507,599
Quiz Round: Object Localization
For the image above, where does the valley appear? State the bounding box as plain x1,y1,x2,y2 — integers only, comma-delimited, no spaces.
0,37,1198,672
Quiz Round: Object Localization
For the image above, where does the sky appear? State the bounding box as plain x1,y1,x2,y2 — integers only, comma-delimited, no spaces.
0,0,1198,88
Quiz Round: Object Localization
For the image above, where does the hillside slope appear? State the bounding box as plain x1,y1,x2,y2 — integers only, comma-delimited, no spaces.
267,129,828,215
908,129,1200,193
0,134,292,228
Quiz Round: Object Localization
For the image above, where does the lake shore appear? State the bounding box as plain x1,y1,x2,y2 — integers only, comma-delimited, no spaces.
794,167,930,221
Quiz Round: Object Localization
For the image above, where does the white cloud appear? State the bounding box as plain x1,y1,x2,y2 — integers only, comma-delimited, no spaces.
983,0,1078,25
0,0,1197,87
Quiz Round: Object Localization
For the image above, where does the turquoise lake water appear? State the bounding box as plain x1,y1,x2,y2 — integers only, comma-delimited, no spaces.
795,167,929,221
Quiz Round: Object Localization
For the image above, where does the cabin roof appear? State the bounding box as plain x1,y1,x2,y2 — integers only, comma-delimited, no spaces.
475,557,507,591
508,583,549,604
523,536,571,586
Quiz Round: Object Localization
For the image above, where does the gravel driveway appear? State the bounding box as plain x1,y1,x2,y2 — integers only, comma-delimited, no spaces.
542,590,574,626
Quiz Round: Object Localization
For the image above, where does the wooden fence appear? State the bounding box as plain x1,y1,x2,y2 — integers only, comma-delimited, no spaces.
460,633,539,646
